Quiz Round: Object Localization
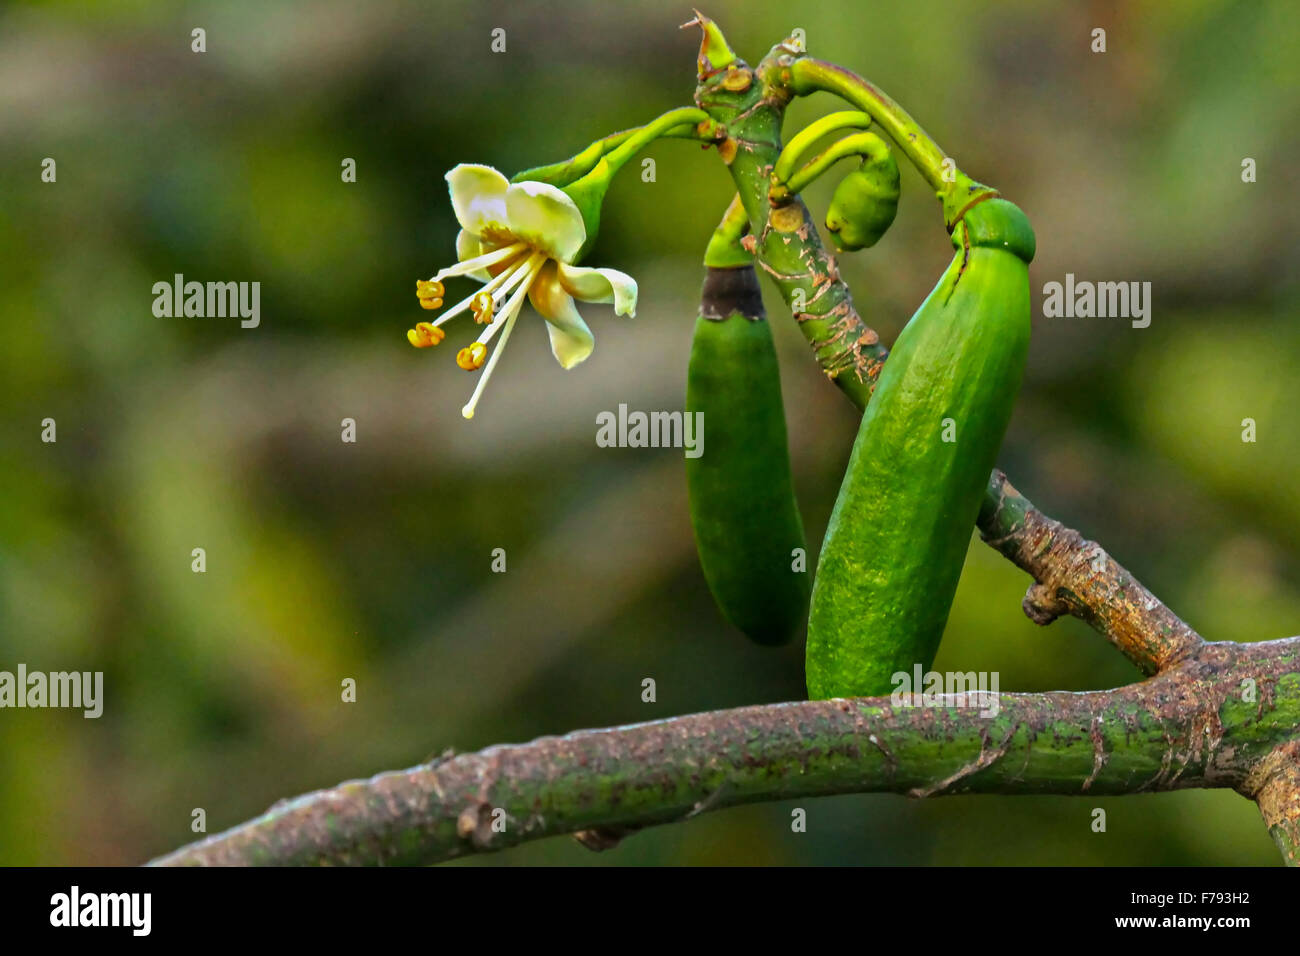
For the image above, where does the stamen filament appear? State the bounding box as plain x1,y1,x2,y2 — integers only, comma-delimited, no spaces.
462,308,522,421
487,250,545,306
433,240,529,281
460,256,542,419
477,253,543,347
432,250,531,327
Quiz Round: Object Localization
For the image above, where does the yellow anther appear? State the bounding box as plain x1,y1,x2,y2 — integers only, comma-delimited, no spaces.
416,279,445,299
470,290,495,324
418,296,444,310
406,322,445,348
456,342,488,370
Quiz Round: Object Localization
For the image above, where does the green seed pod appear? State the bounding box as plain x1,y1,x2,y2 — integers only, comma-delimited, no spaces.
824,134,900,252
806,198,1034,698
686,266,810,646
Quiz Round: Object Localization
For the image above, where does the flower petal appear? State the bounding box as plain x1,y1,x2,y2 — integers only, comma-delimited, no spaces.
556,263,638,316
455,229,492,281
528,261,595,369
445,164,510,237
505,181,587,263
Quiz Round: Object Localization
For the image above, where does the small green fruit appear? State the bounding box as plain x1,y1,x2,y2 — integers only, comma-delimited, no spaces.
825,135,901,251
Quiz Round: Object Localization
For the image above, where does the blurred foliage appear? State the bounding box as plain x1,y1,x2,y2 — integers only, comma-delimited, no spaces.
0,0,1297,865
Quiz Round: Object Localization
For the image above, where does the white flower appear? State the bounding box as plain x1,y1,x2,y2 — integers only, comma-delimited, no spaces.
409,163,638,419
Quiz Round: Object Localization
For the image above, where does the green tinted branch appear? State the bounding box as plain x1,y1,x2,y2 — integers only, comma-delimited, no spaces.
150,637,1300,866
979,470,1203,675
1248,742,1300,866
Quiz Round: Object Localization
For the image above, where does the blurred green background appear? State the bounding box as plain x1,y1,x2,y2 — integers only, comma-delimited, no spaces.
1,0,1297,865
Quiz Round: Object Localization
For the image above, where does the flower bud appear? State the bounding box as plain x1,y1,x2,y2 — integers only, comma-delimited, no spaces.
825,137,901,252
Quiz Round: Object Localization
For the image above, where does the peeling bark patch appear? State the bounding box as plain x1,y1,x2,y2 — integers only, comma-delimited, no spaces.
908,722,1020,798
1083,717,1109,791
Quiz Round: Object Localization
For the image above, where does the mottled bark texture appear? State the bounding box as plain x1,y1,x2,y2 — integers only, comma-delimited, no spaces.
152,636,1300,866
978,471,1203,676
1246,740,1300,865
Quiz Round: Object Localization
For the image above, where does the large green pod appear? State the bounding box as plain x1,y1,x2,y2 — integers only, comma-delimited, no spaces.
687,266,810,646
806,199,1034,697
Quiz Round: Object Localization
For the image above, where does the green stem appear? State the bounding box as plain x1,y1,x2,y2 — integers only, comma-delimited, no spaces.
702,193,751,268
560,107,711,249
517,106,714,258
771,110,871,185
708,70,887,397
599,107,710,173
789,58,948,190
782,130,890,197
512,108,711,187
788,57,996,227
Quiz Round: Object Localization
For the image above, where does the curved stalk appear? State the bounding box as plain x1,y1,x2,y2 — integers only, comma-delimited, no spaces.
513,107,712,187
771,110,872,185
703,193,751,269
780,130,892,198
599,107,710,171
788,57,996,227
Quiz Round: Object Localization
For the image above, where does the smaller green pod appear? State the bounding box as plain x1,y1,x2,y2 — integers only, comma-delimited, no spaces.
825,133,900,252
686,266,810,646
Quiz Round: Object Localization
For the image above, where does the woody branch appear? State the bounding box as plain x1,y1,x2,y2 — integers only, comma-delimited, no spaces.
151,635,1300,866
